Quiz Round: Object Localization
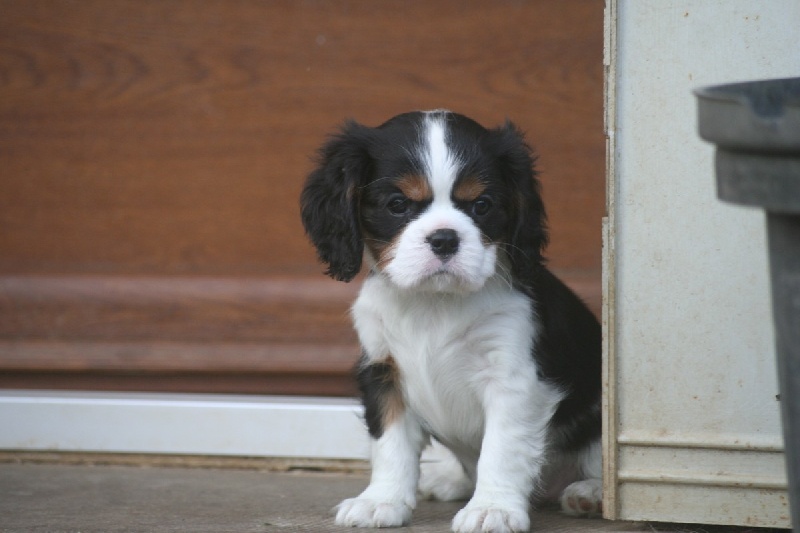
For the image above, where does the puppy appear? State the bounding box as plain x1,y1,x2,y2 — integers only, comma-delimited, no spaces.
300,110,602,533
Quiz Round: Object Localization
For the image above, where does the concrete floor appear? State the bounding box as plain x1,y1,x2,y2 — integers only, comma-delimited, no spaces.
0,461,785,533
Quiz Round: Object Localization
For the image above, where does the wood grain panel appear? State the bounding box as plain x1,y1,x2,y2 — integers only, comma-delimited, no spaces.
0,0,603,275
0,276,359,343
0,272,599,394
0,0,604,395
0,275,361,394
0,341,361,396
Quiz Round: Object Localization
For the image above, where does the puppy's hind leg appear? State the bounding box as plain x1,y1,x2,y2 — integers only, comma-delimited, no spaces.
559,439,603,517
418,439,474,502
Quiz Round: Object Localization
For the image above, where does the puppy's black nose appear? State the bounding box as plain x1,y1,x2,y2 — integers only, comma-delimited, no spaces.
426,229,460,258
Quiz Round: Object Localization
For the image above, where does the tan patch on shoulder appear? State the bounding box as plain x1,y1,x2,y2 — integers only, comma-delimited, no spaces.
380,355,405,427
395,174,432,202
453,175,487,202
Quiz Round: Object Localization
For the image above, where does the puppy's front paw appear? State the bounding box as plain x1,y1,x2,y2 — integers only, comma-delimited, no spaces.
452,500,529,533
334,497,412,528
560,478,602,517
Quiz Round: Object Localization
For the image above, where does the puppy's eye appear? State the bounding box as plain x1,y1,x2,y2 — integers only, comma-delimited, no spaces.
387,195,411,216
472,196,493,217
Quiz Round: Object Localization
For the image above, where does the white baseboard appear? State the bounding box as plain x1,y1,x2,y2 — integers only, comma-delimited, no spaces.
0,390,369,460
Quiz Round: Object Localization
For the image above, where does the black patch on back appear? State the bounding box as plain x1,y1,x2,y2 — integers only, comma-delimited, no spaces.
529,267,602,452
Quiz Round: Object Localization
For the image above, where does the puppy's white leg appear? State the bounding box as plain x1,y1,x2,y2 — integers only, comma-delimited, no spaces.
560,439,603,517
335,412,425,528
419,440,474,502
452,377,559,533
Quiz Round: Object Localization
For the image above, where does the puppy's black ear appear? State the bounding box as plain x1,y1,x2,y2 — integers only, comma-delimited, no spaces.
301,121,373,282
487,121,548,286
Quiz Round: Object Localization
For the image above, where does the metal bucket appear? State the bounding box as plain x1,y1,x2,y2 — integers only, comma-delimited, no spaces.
697,77,800,530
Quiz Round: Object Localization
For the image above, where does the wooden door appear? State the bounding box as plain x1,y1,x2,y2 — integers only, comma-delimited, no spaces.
0,1,604,396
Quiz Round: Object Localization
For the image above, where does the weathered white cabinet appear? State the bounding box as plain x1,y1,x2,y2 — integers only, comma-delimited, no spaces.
604,1,798,527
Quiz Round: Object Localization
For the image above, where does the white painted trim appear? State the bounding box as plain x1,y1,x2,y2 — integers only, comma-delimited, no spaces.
617,430,784,452
601,0,619,521
604,0,796,528
0,390,370,460
616,471,787,490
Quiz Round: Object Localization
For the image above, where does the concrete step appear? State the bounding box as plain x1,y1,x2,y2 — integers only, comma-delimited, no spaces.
0,462,639,533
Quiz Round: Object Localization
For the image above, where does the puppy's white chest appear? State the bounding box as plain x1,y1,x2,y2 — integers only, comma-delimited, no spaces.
392,317,486,448
353,275,537,449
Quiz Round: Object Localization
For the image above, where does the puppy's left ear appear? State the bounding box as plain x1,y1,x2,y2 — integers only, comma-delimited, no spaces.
487,121,549,284
300,121,373,282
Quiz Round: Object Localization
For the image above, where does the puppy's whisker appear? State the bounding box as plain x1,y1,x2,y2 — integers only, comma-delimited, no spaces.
494,261,514,290
501,241,533,262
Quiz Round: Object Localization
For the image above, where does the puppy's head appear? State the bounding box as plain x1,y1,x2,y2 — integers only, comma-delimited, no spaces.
300,110,547,292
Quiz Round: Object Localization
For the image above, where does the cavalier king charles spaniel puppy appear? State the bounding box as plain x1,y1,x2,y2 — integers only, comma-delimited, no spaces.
301,110,602,533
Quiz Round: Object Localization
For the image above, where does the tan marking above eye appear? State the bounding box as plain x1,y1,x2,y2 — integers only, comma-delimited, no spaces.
395,174,432,202
453,175,487,202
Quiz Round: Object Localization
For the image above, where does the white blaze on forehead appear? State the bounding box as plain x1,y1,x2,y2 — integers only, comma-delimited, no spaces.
421,115,460,203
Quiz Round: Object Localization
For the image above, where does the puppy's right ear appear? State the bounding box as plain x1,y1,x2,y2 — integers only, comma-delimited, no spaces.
300,121,373,282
